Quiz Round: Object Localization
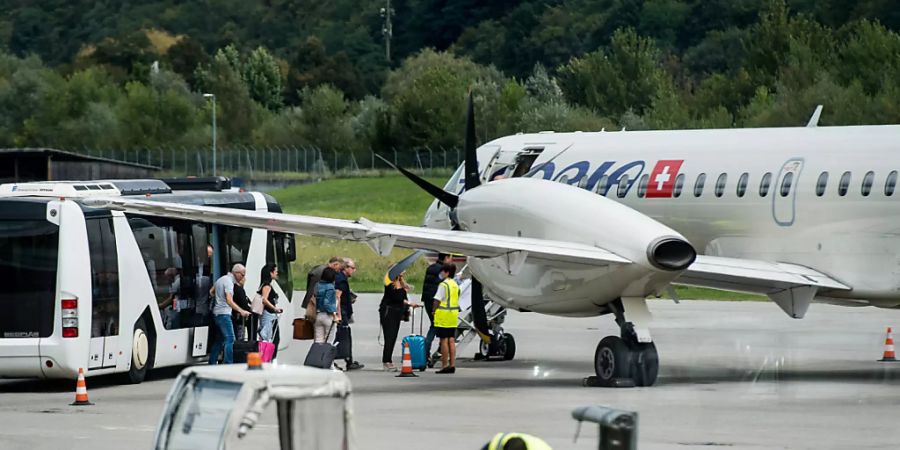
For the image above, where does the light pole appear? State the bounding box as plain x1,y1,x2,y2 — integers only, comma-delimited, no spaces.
203,93,217,176
381,0,394,62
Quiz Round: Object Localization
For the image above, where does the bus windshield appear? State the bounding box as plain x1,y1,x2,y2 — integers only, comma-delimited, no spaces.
0,219,59,338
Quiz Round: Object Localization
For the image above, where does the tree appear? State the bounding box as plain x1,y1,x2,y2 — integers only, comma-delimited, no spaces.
558,28,670,117
243,47,284,111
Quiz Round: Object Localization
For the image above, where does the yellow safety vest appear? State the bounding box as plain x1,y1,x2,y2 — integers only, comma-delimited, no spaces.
433,278,460,328
487,433,553,450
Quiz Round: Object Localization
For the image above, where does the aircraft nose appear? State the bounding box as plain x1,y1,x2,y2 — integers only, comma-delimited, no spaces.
647,237,697,271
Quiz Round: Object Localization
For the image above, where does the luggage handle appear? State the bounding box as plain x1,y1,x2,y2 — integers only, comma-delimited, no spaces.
410,302,424,336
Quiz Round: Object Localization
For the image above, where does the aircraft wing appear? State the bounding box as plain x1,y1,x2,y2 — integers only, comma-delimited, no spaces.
87,197,631,269
675,255,851,318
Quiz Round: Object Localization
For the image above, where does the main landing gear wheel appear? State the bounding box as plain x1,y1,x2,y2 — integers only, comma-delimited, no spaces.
594,336,633,384
128,318,154,384
502,333,516,361
591,337,659,387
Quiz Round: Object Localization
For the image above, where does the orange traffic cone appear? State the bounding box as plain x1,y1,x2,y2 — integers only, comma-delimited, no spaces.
70,368,93,406
396,341,418,378
879,327,898,362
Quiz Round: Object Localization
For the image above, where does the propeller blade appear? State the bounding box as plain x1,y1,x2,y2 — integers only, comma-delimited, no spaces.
375,154,459,208
464,92,481,190
469,277,493,340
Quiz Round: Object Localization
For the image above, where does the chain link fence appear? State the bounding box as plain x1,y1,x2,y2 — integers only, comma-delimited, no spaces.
76,145,464,177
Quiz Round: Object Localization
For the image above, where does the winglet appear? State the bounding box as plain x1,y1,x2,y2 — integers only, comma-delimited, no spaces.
806,105,823,128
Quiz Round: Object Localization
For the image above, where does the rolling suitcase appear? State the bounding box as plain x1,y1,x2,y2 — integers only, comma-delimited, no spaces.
304,323,337,369
232,316,258,364
401,308,427,371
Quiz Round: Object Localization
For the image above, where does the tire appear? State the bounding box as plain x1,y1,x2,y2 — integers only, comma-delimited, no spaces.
594,336,632,383
502,334,516,361
632,342,659,387
127,318,154,384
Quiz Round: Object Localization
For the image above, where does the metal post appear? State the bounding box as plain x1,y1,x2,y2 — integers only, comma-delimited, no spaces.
207,95,217,176
427,146,433,170
393,148,398,166
333,150,338,173
371,149,375,169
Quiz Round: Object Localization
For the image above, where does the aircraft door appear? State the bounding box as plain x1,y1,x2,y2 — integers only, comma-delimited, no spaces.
772,158,804,226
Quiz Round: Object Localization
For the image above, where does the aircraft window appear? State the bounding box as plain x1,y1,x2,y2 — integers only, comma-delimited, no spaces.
558,175,569,185
816,172,828,197
693,173,706,198
714,173,727,198
759,172,772,197
838,171,851,196
673,173,685,198
779,172,794,197
617,175,630,199
886,171,898,196
595,175,609,196
736,173,748,197
861,171,875,196
637,174,649,198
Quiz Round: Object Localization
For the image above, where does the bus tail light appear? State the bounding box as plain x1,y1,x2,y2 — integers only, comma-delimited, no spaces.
61,298,78,338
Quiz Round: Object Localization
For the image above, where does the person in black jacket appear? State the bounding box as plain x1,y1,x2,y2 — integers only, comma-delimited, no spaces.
422,253,452,362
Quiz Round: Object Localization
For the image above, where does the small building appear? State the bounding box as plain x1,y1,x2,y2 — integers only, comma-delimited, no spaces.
0,148,158,183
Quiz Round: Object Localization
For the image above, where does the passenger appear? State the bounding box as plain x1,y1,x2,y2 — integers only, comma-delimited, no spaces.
257,264,284,343
481,433,552,450
336,258,364,371
302,256,345,311
379,270,420,371
232,272,254,342
314,267,339,344
422,253,453,364
160,267,181,329
209,264,250,365
433,263,460,374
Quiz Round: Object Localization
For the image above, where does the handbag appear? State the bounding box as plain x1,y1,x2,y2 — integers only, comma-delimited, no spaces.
251,292,265,315
293,318,314,340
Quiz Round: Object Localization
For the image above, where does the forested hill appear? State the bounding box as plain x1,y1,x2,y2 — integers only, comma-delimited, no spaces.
1,0,899,153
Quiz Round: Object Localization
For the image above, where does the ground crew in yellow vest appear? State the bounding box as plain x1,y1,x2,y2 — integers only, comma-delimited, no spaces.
432,263,460,374
481,432,553,450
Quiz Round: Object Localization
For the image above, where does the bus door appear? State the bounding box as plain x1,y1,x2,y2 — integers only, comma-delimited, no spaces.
86,217,120,369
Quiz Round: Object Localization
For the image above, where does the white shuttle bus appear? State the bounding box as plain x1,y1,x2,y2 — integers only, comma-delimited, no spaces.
0,178,295,383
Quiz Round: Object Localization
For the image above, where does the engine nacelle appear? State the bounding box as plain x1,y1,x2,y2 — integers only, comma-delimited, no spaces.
454,178,696,315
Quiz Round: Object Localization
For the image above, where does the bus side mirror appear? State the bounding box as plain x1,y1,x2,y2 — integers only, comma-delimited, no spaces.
285,235,297,262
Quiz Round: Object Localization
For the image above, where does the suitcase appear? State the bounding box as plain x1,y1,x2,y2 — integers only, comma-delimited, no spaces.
233,317,259,364
401,308,427,371
335,325,352,360
258,341,276,362
293,318,314,340
304,323,337,369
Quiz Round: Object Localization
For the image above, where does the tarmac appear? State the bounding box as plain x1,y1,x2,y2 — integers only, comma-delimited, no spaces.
2,294,899,449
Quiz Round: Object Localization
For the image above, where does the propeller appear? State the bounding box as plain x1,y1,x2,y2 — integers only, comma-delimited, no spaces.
378,91,494,342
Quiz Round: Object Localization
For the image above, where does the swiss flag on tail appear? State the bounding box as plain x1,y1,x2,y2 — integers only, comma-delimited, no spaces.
645,160,684,198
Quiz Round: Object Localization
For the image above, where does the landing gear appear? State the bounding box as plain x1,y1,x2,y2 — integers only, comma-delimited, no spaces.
588,297,658,388
476,332,516,361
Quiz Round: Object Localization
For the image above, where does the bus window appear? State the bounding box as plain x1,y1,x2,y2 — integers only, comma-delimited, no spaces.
87,218,119,337
266,232,294,301
1,218,59,338
219,226,253,273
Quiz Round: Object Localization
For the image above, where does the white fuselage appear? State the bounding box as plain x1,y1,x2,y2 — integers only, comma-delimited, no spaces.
425,125,900,315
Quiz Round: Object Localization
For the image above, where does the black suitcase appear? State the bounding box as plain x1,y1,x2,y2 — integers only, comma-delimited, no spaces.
304,322,338,369
233,339,259,364
233,317,258,364
335,325,352,360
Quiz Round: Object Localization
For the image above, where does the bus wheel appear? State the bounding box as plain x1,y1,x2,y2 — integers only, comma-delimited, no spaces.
128,318,154,384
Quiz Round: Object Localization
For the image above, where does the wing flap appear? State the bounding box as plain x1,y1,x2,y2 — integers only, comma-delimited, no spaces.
677,255,851,294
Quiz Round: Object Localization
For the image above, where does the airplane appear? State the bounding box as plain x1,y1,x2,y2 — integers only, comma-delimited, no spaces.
86,98,898,387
